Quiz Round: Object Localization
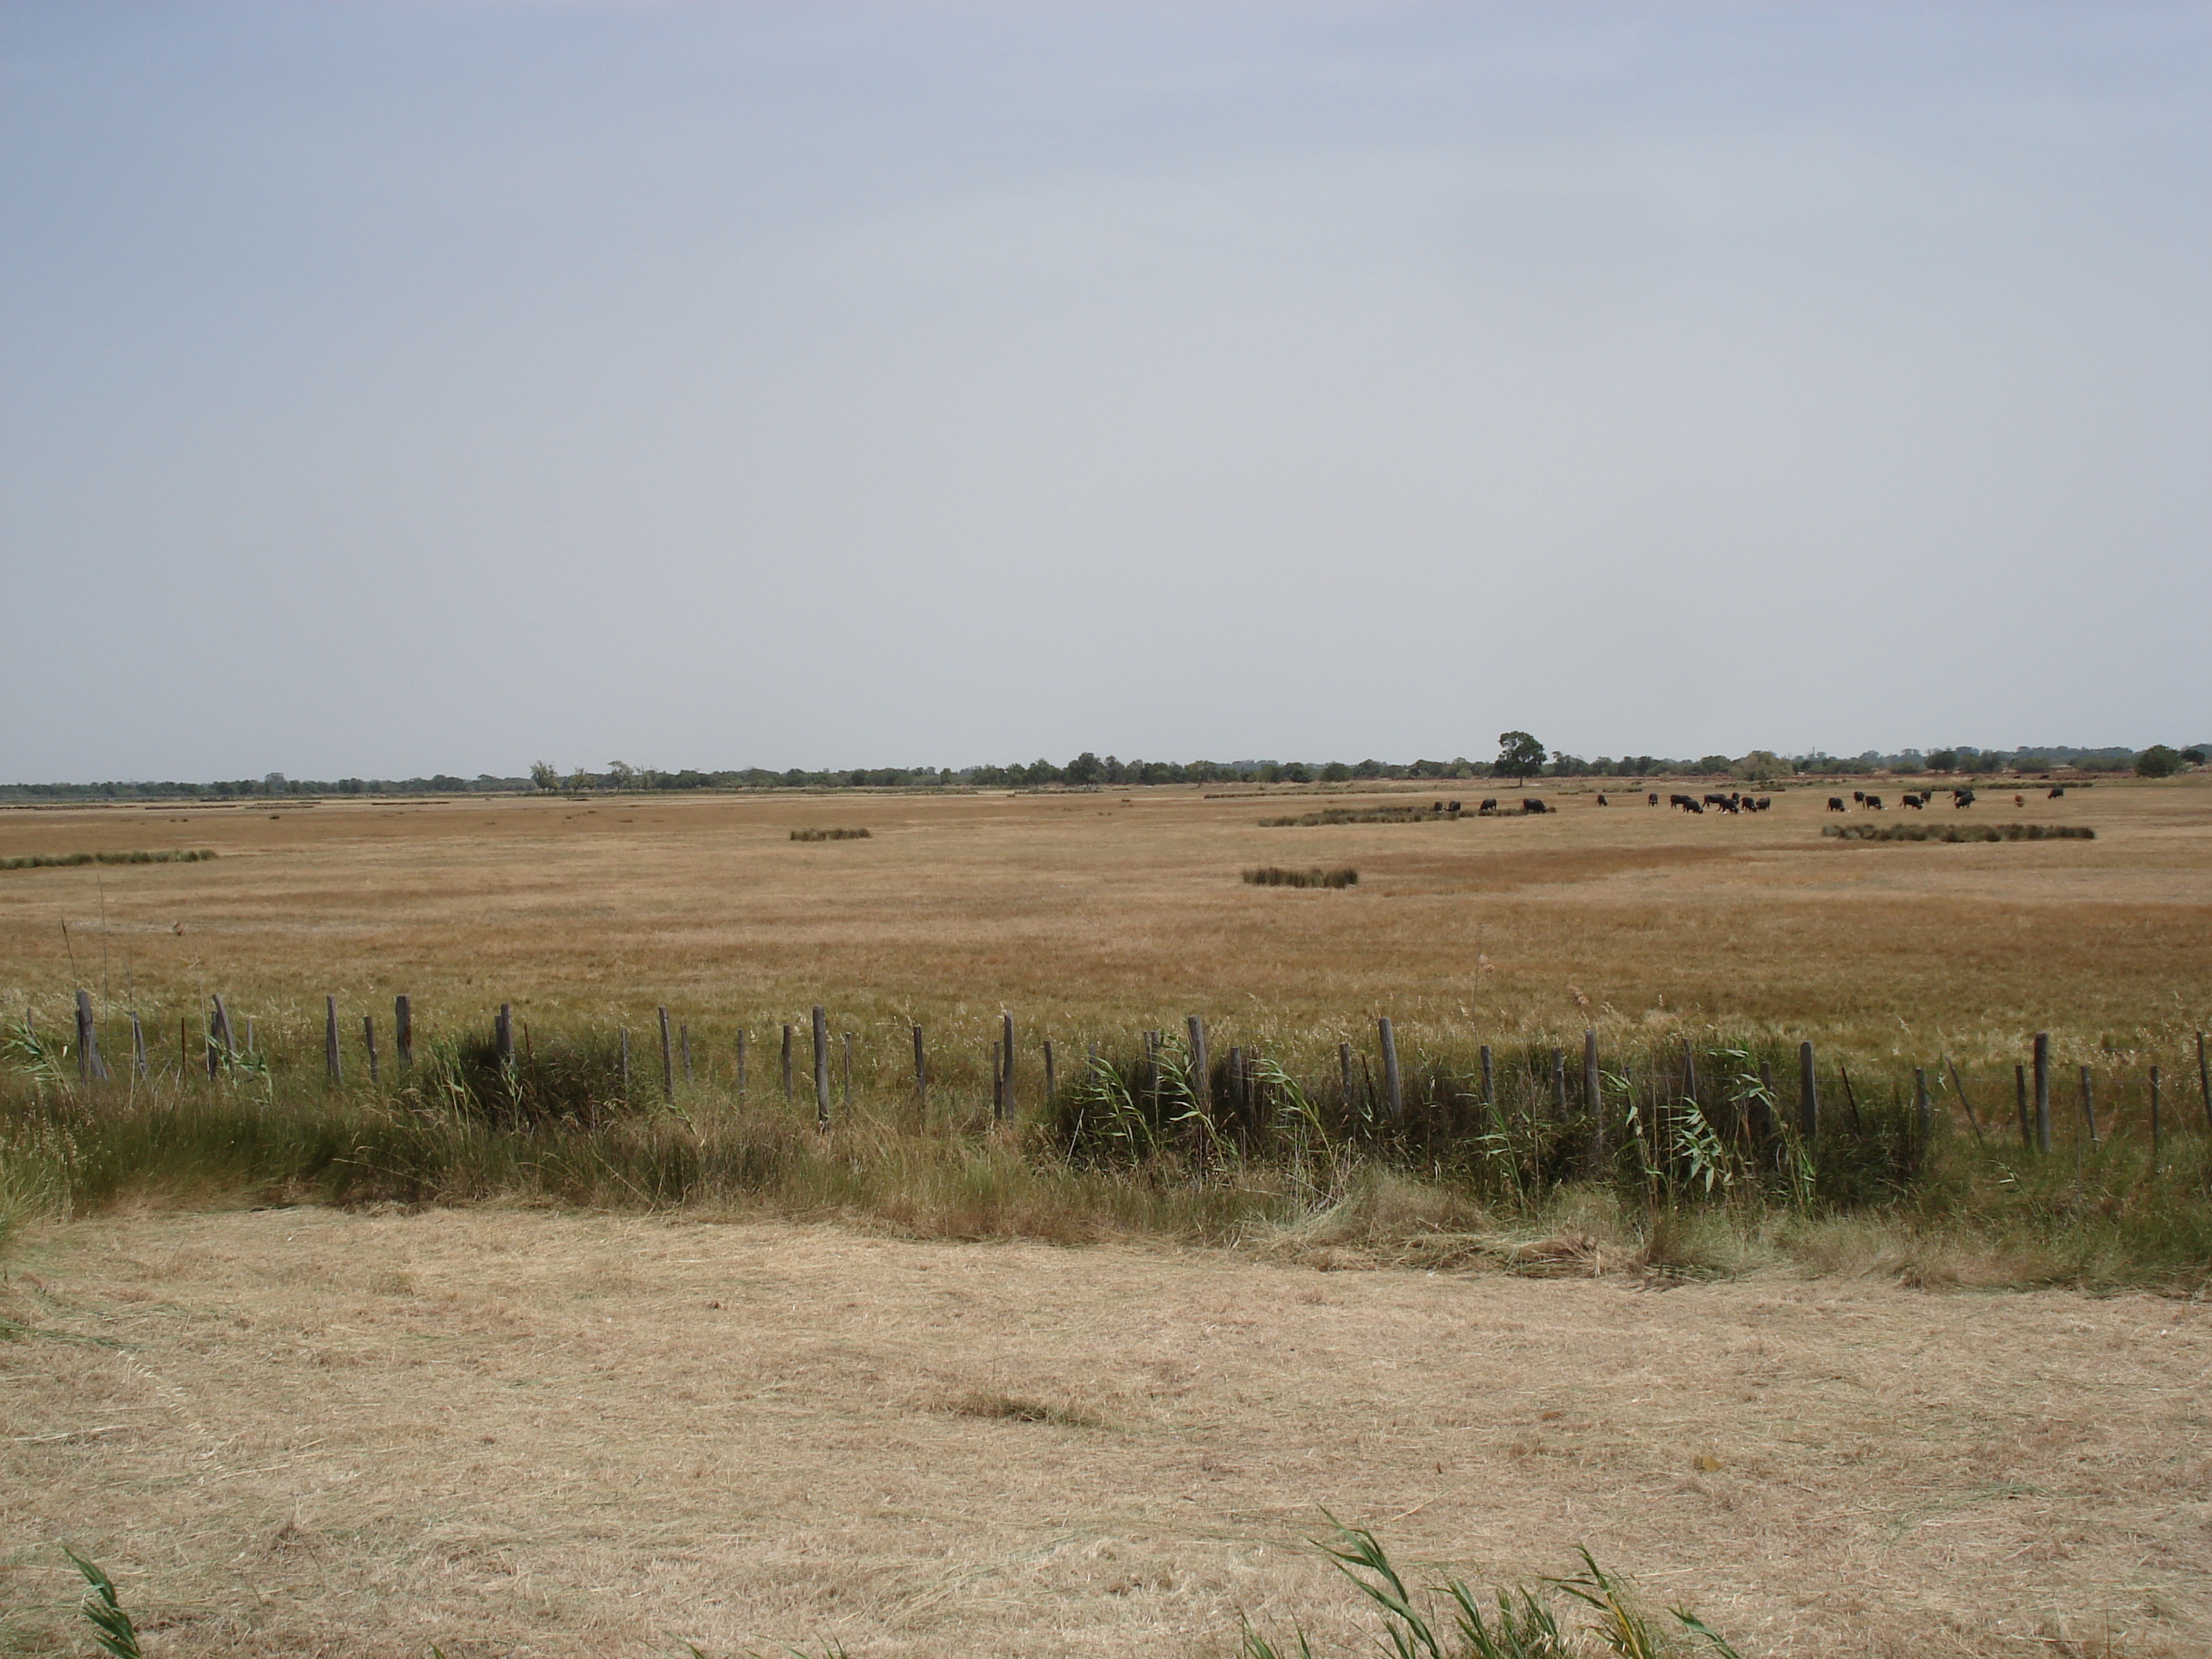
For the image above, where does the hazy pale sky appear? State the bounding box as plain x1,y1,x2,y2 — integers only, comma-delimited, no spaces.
4,2,2207,780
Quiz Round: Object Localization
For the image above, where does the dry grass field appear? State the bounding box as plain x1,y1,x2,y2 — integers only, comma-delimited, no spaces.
5,1206,2210,1659
3,778,2209,1075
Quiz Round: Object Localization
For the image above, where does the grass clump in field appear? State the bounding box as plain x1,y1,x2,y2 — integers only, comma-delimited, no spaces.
1822,822,2094,843
1244,866,1359,889
0,848,215,872
789,826,871,841
1260,805,1457,826
1241,1522,1742,1659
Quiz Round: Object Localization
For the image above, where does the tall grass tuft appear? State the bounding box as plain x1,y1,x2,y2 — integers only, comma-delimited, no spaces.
1822,822,2093,843
1240,1522,1742,1659
789,826,871,841
1244,866,1360,889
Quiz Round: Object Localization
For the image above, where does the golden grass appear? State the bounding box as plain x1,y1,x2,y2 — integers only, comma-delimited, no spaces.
5,1207,2210,1657
2,778,2207,1085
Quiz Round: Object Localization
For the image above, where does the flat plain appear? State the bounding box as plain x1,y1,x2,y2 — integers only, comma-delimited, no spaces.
2,778,2208,1075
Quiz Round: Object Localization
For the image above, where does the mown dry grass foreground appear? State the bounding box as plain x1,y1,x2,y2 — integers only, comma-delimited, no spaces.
7,1207,2210,1659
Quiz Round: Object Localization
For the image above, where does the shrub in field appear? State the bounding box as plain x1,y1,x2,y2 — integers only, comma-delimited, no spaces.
789,826,870,841
0,848,215,872
1260,806,1452,826
1244,866,1359,889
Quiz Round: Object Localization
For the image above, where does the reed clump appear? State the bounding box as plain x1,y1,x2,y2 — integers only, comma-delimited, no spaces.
1259,806,1455,826
0,848,215,872
1243,866,1359,889
1822,822,2094,843
789,826,871,841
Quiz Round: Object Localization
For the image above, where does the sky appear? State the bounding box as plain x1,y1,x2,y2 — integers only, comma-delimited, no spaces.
3,2,2207,782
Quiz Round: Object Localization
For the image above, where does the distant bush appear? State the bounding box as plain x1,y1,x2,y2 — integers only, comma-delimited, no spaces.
1243,866,1359,888
1822,823,2093,843
1259,806,1452,826
789,826,872,841
0,848,216,872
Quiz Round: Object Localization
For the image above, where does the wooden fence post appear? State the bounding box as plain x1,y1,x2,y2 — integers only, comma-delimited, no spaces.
2198,1031,2210,1133
657,1007,675,1099
1187,1015,1210,1115
812,1005,830,1130
364,1015,379,1083
1914,1068,1931,1144
2150,1065,2163,1156
395,994,413,1069
76,989,108,1082
1001,1012,1016,1120
1377,1018,1401,1122
781,1024,793,1101
1584,1029,1602,1163
325,995,343,1083
2032,1032,2052,1153
496,1003,514,1068
1797,1041,1817,1139
912,1024,926,1113
209,994,233,1076
129,1010,146,1080
2079,1065,2098,1149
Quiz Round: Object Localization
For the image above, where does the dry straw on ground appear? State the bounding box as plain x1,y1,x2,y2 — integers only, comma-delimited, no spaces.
5,1208,2209,1658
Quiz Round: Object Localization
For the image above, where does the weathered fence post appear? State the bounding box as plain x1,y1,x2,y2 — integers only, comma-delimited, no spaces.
1584,1029,1602,1163
1797,1041,1817,1139
2079,1066,2098,1149
657,1007,675,1099
496,1003,514,1067
364,1015,379,1083
911,1024,926,1113
811,1005,830,1129
129,1010,146,1080
1001,1012,1016,1120
75,989,106,1082
1187,1015,1210,1116
736,1028,749,1097
324,995,343,1083
1914,1068,1931,1144
1377,1018,1401,1122
2015,1064,2031,1148
2150,1064,2163,1156
209,994,233,1077
2199,1031,2210,1133
394,994,413,1069
781,1024,794,1101
2032,1032,2052,1153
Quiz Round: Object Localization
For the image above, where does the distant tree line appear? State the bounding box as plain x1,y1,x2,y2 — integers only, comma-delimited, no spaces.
9,742,2202,801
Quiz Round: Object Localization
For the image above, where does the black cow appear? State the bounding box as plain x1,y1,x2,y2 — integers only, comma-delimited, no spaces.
1478,798,1498,815
1755,797,1771,811
2048,786,2065,799
1522,798,1548,814
1953,789,1976,808
1901,793,1925,808
1596,794,1609,806
1828,797,1847,811
1446,800,1462,815
1647,793,1660,806
1852,790,1866,804
1716,797,1741,813
1865,795,1884,809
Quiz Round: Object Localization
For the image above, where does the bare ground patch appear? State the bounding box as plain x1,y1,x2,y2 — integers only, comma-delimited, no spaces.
5,1209,2210,1657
